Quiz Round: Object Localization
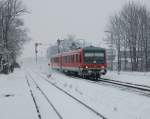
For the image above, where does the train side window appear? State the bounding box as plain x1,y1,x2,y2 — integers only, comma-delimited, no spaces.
76,54,78,63
69,56,70,63
71,55,74,63
55,58,57,63
65,56,67,63
67,56,69,63
62,56,64,62
73,55,74,63
78,54,80,62
74,54,76,63
66,56,67,63
69,55,71,63
66,56,68,63
68,56,70,63
70,55,72,63
62,56,64,63
73,55,75,63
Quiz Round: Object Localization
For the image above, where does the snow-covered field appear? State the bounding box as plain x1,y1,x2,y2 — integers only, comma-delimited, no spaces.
0,58,150,119
0,69,37,119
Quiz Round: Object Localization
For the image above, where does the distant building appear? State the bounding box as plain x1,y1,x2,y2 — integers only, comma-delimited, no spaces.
106,49,150,71
106,49,116,70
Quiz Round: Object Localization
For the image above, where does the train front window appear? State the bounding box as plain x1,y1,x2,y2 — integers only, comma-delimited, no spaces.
84,52,105,64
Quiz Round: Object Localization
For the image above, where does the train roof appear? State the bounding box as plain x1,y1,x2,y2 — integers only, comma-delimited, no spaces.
51,46,105,58
83,46,105,51
51,48,82,57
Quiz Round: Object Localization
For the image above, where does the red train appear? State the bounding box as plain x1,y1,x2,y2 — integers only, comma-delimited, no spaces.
50,46,107,80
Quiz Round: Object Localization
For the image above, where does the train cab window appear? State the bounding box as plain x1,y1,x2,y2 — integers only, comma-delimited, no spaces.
84,52,105,64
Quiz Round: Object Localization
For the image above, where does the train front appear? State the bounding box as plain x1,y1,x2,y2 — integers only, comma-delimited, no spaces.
80,46,107,79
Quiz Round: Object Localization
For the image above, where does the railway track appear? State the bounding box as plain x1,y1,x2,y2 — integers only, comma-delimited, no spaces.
30,70,107,119
98,78,150,97
26,77,42,119
26,73,63,119
65,74,150,97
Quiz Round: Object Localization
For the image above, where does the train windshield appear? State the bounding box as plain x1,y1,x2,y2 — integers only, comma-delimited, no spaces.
84,51,105,64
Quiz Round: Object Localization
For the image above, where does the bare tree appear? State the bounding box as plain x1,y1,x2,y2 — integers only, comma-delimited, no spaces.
106,1,150,71
2,0,27,48
0,0,29,60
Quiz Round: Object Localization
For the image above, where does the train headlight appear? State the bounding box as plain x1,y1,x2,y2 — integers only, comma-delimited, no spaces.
85,66,88,69
101,66,105,69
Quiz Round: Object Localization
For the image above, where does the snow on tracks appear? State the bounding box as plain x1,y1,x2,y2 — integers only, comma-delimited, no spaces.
98,78,150,97
27,70,107,119
26,72,63,119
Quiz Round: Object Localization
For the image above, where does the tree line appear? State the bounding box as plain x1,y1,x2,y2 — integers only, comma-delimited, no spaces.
106,1,150,71
0,0,30,61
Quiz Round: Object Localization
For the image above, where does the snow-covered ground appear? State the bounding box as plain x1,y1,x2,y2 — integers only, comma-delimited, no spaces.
0,69,37,119
0,58,150,119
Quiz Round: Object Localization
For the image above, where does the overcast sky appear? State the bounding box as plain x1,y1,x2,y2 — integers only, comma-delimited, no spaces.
21,0,150,58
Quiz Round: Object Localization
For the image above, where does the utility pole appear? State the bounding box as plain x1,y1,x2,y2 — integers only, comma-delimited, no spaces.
57,39,65,53
77,39,85,48
57,39,61,53
35,42,42,64
104,31,114,71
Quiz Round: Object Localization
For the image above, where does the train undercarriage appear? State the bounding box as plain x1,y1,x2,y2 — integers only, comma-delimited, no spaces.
61,67,107,80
